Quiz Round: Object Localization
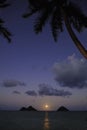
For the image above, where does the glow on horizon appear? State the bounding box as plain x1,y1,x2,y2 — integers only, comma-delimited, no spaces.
44,104,49,111
45,104,49,108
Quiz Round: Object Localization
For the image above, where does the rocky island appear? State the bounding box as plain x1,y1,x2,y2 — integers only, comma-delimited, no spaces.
20,106,37,111
57,106,69,111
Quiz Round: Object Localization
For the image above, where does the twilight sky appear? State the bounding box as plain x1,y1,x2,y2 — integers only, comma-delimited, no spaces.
0,0,87,111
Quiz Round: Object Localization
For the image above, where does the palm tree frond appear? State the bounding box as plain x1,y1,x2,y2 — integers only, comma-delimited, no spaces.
0,3,10,8
51,9,63,41
0,0,11,42
65,2,87,32
0,26,12,42
85,18,87,27
23,0,49,19
28,0,48,9
0,18,4,23
23,9,38,18
0,0,7,4
0,0,10,8
34,6,52,34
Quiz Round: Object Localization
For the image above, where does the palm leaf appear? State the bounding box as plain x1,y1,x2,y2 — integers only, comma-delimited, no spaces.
0,18,4,23
0,26,12,42
23,0,49,18
0,0,10,8
23,9,38,18
51,8,63,41
34,5,52,34
0,3,10,8
0,0,11,42
65,2,87,32
28,0,48,8
0,0,7,4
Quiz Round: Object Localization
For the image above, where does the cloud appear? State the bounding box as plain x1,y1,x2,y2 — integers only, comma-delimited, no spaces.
25,84,72,97
38,83,72,97
25,90,37,96
53,54,87,89
2,79,26,87
13,91,21,94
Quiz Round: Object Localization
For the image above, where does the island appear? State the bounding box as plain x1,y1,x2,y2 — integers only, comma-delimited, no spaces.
20,106,37,111
57,106,69,111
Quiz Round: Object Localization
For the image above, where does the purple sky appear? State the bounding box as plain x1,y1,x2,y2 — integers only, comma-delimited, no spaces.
0,0,87,111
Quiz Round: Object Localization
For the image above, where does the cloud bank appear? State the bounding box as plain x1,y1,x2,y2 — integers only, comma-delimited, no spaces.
13,91,21,94
25,83,72,97
2,79,26,87
25,90,37,96
53,54,87,89
38,83,72,97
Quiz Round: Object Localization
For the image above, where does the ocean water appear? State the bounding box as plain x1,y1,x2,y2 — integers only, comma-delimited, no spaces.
0,111,87,130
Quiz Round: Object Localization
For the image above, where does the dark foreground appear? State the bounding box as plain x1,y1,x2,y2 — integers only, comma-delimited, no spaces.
0,111,87,130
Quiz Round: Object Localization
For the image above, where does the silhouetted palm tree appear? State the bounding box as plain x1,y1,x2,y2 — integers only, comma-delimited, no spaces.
0,0,11,42
23,0,87,58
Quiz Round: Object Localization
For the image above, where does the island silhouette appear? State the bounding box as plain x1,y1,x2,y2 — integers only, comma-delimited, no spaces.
20,106,37,111
20,105,69,112
57,106,69,111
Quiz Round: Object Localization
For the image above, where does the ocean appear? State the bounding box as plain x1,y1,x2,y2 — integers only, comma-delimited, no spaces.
0,111,87,130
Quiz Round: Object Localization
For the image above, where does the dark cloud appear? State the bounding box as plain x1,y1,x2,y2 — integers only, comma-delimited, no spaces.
2,79,26,87
25,83,72,97
13,91,21,94
38,83,72,97
25,90,37,96
53,54,87,89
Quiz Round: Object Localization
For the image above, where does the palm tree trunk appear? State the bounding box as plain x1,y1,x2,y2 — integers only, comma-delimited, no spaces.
63,10,87,59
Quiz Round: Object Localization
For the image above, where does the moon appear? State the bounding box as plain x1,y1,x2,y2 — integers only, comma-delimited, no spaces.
45,104,49,108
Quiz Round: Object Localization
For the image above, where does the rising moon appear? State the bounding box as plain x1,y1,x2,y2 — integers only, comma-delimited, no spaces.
45,104,49,108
